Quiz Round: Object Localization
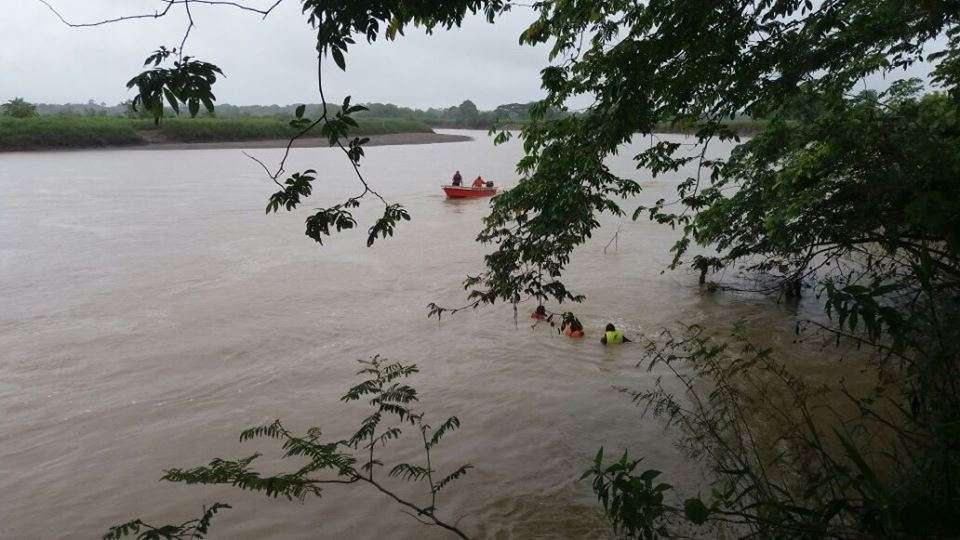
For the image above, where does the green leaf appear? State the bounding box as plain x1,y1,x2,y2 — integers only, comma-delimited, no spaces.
331,47,346,70
833,429,883,495
432,464,473,493
639,469,661,482
683,497,710,525
428,416,461,448
163,88,180,114
201,95,215,113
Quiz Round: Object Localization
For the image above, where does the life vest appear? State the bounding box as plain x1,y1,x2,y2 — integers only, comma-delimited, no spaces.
604,330,624,344
564,327,584,338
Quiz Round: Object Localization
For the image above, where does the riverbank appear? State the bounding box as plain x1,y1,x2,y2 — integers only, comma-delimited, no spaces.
0,116,466,152
4,131,473,152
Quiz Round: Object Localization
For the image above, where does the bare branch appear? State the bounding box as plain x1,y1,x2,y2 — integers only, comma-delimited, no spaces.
35,0,284,27
35,0,175,27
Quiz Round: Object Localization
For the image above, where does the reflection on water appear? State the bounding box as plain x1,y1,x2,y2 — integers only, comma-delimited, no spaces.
1,130,827,538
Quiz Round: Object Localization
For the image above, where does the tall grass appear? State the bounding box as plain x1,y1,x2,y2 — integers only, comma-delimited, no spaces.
0,117,148,150
156,117,432,142
155,118,296,142
0,116,434,150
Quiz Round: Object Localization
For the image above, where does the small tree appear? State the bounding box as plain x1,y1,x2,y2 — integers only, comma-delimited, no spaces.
1,97,38,118
104,356,473,539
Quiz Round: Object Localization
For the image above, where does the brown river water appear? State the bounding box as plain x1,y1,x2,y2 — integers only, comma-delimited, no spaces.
1,130,831,538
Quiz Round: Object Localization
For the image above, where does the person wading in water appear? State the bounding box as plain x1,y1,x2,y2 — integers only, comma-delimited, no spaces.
561,317,584,339
600,323,631,345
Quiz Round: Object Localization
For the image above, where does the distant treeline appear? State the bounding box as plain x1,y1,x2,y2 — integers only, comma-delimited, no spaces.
358,100,566,128
30,99,763,134
31,99,564,129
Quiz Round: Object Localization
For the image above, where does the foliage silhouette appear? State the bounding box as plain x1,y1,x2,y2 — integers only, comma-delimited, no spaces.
103,357,472,539
1,97,39,118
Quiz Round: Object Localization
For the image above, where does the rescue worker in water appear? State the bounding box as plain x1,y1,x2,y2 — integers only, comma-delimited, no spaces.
561,317,585,338
600,323,631,345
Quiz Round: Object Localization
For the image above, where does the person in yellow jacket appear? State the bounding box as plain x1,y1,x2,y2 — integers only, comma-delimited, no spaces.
601,323,631,345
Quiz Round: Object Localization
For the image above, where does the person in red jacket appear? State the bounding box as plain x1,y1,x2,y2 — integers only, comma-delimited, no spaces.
562,317,585,339
472,175,486,188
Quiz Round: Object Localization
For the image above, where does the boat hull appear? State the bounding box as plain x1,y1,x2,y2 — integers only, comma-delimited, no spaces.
442,185,497,198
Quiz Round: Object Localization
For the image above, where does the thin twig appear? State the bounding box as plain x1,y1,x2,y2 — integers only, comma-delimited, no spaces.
603,224,622,254
364,478,469,540
178,0,194,60
36,0,284,27
36,0,174,27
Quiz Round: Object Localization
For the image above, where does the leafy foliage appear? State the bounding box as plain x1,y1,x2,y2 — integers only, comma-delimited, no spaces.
304,200,359,245
1,97,38,118
126,47,223,125
582,448,674,539
583,323,960,538
451,5,960,533
468,0,960,311
108,357,472,538
366,203,411,247
256,93,412,247
265,170,317,213
103,503,230,540
470,134,639,306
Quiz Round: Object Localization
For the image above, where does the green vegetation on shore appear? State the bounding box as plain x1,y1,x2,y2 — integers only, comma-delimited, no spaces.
0,117,149,150
153,116,431,142
8,96,767,147
0,116,433,151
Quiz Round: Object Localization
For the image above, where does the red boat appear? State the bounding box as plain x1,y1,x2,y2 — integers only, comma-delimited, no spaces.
442,184,498,198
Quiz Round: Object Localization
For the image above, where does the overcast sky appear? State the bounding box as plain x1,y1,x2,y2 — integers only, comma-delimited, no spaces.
1,0,553,109
1,0,940,110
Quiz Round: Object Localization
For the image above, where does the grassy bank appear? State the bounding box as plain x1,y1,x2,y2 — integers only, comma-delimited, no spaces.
0,117,151,150
0,116,434,150
155,117,432,142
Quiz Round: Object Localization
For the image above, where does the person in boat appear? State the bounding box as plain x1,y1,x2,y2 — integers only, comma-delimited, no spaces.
600,323,631,345
561,317,585,339
531,305,548,320
472,175,486,188
452,171,463,186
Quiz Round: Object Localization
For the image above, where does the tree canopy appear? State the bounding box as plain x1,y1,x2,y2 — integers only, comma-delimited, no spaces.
472,0,960,307
2,97,39,118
